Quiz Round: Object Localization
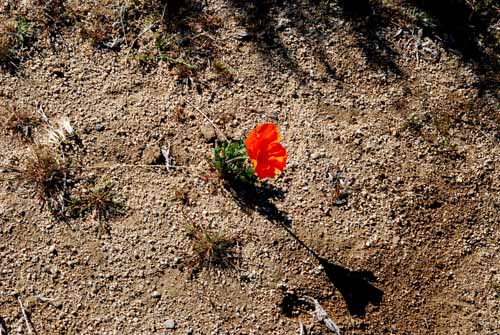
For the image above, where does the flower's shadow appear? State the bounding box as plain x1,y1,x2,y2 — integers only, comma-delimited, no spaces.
224,178,292,227
224,177,383,317
318,258,383,316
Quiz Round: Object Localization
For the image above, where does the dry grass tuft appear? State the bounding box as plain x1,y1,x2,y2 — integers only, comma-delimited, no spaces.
186,224,241,276
67,182,125,235
2,104,39,141
0,20,19,65
12,145,72,213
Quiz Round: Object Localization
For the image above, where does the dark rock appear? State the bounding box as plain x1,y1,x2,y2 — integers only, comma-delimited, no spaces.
96,123,105,132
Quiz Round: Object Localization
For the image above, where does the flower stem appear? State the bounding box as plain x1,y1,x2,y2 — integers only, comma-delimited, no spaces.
225,156,247,164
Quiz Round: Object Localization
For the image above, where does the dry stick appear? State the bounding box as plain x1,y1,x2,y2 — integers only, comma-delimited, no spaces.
160,143,172,172
160,2,168,23
301,296,341,334
298,322,306,335
181,98,229,142
119,5,129,50
192,31,216,41
0,319,7,335
127,23,155,56
88,163,196,170
16,295,36,335
36,103,50,125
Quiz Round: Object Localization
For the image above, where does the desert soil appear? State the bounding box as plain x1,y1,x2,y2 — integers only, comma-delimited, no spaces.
0,0,499,334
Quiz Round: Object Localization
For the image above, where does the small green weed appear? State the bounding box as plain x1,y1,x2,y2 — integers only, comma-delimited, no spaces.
15,18,33,47
213,140,256,184
213,59,234,84
401,116,424,133
0,16,34,68
186,224,241,276
435,137,463,160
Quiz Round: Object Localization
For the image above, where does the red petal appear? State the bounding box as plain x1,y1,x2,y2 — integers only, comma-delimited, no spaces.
254,162,278,179
267,142,287,172
245,123,280,161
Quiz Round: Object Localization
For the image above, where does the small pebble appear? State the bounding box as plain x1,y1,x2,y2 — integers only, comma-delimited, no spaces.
310,152,325,160
151,291,161,299
96,123,105,132
164,319,176,329
48,245,57,256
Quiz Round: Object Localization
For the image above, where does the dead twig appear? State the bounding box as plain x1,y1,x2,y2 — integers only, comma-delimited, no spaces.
0,316,7,335
298,321,306,335
181,98,228,142
299,296,340,334
160,143,172,172
119,5,129,50
34,295,61,309
88,163,195,170
16,294,36,335
127,23,155,54
36,102,50,125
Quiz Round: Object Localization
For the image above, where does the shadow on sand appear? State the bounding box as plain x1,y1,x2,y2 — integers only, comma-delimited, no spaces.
224,178,383,316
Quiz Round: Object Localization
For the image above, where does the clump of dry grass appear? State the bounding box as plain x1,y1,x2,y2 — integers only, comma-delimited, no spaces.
173,105,186,123
0,19,19,65
67,182,125,235
71,1,116,47
186,224,241,276
1,104,39,141
11,145,72,213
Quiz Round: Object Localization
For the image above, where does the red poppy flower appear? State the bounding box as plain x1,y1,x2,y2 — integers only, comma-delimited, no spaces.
245,123,287,179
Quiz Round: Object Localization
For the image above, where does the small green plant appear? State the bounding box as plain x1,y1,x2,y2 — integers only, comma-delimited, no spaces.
0,17,33,66
2,104,39,141
67,182,124,234
186,223,241,276
12,145,71,213
403,6,437,28
435,136,463,160
213,60,234,84
213,140,256,184
15,18,33,47
401,116,423,133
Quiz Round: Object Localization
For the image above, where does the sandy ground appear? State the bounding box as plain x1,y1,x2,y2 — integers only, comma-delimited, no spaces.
1,0,499,334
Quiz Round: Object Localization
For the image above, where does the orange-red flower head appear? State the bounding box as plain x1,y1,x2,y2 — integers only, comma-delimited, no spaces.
245,123,287,179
